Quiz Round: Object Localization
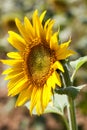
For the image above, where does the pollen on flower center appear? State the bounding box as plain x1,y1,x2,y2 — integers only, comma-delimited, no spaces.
27,44,54,86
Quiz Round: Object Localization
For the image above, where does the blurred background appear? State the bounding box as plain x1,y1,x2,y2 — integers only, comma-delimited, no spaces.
0,0,87,130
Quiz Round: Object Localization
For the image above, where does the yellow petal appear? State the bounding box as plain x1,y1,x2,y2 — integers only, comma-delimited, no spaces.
52,71,61,87
8,31,26,51
7,52,22,59
56,39,71,55
16,85,33,106
47,76,55,89
15,18,30,43
5,71,23,80
2,67,22,75
32,10,38,28
55,38,75,60
7,73,25,90
60,38,71,49
52,61,64,72
56,50,75,60
1,60,23,66
8,78,28,96
50,32,59,50
30,86,39,114
47,76,53,88
46,20,55,42
42,84,52,109
32,10,42,37
24,16,35,38
44,18,51,32
2,68,13,75
35,16,41,37
36,87,43,115
40,10,46,23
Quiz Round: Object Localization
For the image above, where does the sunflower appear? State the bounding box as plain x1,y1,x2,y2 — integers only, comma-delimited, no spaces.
1,10,74,115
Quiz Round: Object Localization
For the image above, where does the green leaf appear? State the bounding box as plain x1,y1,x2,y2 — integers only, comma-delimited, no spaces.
70,56,87,81
55,84,86,100
45,94,68,115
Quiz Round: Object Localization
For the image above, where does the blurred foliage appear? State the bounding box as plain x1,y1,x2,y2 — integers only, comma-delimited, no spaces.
0,0,87,130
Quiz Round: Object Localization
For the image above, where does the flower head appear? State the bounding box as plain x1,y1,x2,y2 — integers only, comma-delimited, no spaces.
1,10,74,115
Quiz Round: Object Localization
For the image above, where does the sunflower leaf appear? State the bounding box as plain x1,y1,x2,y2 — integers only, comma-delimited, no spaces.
70,56,87,81
45,94,68,115
55,84,86,100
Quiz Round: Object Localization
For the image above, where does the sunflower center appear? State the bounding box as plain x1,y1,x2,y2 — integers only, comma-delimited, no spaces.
28,44,51,85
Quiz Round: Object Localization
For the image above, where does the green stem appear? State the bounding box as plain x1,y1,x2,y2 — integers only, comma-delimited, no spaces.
62,61,78,130
67,97,77,130
62,115,69,130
